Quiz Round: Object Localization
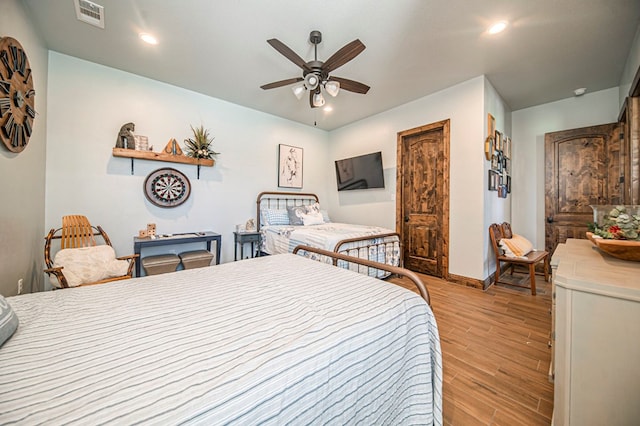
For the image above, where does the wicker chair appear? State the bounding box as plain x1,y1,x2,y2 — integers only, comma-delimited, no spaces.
44,215,138,288
488,222,549,295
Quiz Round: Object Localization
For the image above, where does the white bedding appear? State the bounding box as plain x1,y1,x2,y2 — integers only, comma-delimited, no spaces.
1,254,442,425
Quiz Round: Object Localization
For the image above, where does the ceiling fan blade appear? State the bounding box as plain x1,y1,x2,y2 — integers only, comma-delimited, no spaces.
330,77,370,94
322,39,365,73
260,77,303,90
267,39,310,71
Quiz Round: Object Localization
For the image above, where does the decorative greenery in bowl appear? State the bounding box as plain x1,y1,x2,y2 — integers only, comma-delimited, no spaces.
184,125,220,160
588,205,640,241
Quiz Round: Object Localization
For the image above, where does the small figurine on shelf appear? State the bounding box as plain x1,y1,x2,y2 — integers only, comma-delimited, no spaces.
163,138,183,156
115,122,136,149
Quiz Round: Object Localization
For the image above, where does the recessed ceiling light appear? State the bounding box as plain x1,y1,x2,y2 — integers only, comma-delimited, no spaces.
488,21,508,35
323,106,333,112
574,87,587,96
139,33,158,45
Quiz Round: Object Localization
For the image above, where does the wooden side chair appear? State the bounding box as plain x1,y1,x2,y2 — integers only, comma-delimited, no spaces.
488,222,549,295
44,215,138,288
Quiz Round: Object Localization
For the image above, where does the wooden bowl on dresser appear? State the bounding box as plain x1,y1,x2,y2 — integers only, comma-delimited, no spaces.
586,232,640,262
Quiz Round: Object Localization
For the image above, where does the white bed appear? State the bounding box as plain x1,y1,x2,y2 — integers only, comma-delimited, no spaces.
257,192,402,275
1,253,442,425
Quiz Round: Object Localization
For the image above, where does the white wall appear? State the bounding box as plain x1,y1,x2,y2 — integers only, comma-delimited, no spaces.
45,53,329,282
483,77,512,277
0,0,48,296
511,87,620,249
328,76,486,281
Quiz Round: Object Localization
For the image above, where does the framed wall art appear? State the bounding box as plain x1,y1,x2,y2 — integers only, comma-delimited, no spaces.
488,170,499,191
278,144,303,188
485,113,496,161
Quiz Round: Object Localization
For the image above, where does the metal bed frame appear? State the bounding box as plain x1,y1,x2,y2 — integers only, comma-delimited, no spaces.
294,245,428,305
256,191,403,266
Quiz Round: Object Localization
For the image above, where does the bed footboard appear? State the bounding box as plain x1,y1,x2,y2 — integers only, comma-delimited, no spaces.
333,232,402,267
293,245,430,305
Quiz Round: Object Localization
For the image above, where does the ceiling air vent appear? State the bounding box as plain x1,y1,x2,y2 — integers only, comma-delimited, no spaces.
74,0,105,29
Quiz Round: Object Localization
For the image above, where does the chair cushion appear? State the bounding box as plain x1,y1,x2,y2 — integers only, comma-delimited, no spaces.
0,294,18,347
51,245,129,288
499,234,534,258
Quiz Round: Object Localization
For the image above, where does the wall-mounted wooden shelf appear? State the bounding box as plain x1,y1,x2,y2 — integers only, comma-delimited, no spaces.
112,148,214,166
112,147,214,178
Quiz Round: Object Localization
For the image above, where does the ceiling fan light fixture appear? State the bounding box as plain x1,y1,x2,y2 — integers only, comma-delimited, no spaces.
261,31,368,110
325,81,340,97
312,91,325,107
292,83,306,100
304,73,320,90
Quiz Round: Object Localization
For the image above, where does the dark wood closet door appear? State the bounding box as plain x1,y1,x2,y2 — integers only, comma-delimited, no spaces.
544,122,621,254
396,120,449,278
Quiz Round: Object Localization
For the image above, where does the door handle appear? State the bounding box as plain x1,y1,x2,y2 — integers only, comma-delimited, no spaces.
546,216,554,223
404,216,410,223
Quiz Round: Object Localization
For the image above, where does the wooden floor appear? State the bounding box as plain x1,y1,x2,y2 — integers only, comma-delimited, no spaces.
389,270,553,425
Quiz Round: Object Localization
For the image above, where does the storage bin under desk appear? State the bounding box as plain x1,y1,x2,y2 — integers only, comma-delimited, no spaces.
133,232,221,277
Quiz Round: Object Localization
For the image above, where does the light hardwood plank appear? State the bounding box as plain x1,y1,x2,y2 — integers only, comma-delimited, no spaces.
388,271,553,425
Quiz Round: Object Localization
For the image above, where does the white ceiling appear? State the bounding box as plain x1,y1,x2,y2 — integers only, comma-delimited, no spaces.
21,0,640,131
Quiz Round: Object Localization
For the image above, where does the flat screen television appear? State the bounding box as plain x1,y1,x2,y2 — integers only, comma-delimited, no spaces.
335,151,385,191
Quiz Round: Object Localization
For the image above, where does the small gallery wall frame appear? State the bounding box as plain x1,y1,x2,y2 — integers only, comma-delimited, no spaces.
504,136,511,158
488,169,500,191
278,144,303,189
485,113,496,161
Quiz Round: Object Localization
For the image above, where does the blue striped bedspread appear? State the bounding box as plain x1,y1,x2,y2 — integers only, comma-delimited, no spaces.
1,254,442,425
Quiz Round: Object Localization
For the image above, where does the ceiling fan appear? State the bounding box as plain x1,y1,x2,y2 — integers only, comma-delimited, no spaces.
260,30,370,108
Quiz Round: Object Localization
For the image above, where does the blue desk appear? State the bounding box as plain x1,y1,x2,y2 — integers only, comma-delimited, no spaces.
133,231,221,277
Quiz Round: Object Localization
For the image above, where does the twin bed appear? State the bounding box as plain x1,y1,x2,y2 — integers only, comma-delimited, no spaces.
257,191,402,276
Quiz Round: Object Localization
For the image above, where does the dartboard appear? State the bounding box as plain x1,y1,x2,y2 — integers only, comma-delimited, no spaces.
144,168,191,208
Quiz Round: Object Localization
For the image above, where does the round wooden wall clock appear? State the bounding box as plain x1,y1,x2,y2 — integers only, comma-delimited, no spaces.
144,168,191,208
0,36,36,153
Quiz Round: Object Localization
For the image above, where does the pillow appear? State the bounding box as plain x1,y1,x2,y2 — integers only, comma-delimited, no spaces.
261,209,289,226
0,294,18,348
320,209,331,223
51,245,129,288
302,211,324,226
499,234,534,258
306,202,321,214
287,205,308,226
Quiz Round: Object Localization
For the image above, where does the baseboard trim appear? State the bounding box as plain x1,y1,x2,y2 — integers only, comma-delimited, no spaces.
447,273,487,290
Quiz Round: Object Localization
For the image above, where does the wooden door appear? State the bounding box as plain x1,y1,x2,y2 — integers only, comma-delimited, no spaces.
396,120,449,278
544,123,622,254
621,96,640,204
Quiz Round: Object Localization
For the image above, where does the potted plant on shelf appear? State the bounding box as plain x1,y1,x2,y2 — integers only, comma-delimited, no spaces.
184,125,220,161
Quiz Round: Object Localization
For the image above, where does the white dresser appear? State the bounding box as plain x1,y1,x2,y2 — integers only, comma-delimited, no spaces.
552,239,640,425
